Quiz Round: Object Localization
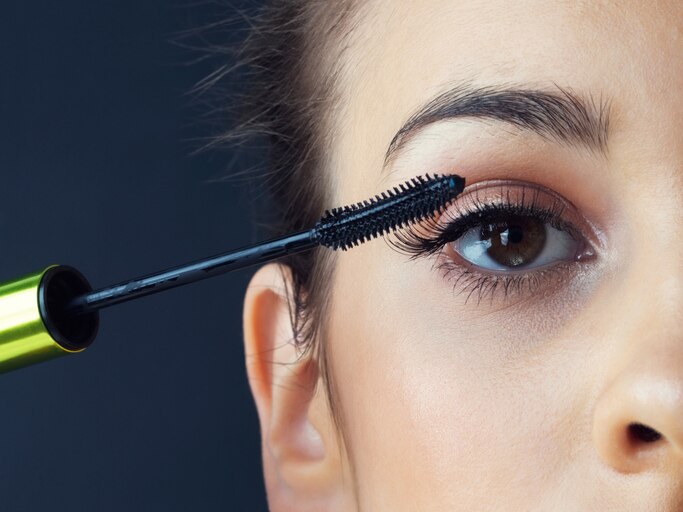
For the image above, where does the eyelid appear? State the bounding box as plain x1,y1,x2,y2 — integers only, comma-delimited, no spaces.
436,179,606,254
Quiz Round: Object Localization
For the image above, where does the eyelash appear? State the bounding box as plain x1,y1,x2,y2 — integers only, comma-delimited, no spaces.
387,183,590,305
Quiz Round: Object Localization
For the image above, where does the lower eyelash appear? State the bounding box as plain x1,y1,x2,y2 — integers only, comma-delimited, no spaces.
432,256,574,306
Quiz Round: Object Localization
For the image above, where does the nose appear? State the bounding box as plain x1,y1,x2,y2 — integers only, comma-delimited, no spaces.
593,368,683,473
592,277,683,474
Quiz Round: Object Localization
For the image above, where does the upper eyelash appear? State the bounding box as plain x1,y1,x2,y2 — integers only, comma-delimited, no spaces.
386,183,578,260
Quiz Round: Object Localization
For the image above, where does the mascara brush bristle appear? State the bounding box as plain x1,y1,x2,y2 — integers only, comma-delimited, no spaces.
315,173,466,251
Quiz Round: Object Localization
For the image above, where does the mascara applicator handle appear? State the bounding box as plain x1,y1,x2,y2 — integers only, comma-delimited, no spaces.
66,228,320,317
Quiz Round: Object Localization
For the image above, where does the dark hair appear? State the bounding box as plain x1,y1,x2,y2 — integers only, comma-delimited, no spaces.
183,1,358,427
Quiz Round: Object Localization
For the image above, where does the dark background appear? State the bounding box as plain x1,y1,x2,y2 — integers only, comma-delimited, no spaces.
0,1,269,510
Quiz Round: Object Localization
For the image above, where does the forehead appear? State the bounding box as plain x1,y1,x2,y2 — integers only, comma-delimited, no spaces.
343,0,682,93
329,0,683,195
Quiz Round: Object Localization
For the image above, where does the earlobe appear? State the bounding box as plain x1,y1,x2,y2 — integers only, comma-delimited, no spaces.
243,263,347,511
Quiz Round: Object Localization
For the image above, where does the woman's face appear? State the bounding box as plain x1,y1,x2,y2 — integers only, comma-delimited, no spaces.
244,1,683,510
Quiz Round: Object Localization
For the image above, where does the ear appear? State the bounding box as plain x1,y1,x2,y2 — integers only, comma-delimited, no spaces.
243,263,348,512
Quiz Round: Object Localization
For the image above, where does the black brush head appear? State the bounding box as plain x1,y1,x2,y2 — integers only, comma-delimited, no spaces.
315,173,466,251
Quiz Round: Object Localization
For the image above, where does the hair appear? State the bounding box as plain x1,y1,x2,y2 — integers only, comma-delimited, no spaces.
182,0,359,430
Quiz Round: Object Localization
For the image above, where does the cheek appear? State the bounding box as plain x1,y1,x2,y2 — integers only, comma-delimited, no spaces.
327,246,598,506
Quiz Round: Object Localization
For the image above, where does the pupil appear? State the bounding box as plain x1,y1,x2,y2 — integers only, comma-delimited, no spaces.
507,225,524,244
479,215,546,267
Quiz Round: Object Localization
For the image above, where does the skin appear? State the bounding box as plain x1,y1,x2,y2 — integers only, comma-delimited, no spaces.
243,1,683,510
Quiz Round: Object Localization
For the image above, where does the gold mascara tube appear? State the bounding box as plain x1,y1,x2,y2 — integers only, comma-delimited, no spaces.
0,265,98,373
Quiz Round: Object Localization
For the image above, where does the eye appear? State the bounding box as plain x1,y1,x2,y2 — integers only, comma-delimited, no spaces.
451,213,579,272
387,179,601,304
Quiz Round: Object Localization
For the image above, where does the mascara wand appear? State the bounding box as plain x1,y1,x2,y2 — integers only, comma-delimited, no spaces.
0,173,465,374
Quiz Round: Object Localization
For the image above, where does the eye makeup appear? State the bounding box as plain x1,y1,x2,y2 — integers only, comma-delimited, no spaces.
388,179,602,306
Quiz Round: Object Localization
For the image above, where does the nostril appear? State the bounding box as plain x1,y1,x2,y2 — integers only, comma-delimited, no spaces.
628,423,662,444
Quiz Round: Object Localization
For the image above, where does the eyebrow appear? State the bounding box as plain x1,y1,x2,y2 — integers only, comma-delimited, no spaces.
384,83,612,165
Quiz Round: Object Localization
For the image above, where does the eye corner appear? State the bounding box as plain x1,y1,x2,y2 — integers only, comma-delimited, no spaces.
584,218,610,253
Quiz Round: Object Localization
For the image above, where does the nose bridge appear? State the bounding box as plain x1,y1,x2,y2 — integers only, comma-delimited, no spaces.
617,166,683,337
615,186,683,384
604,261,683,418
607,212,683,362
633,185,683,339
628,272,683,354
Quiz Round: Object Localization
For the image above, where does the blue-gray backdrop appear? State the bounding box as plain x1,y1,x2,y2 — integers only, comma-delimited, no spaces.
0,1,268,510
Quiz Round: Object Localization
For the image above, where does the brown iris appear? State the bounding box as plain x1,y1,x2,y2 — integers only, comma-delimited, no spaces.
479,214,546,267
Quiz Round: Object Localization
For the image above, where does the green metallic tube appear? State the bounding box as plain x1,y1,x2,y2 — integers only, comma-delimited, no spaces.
0,265,99,374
